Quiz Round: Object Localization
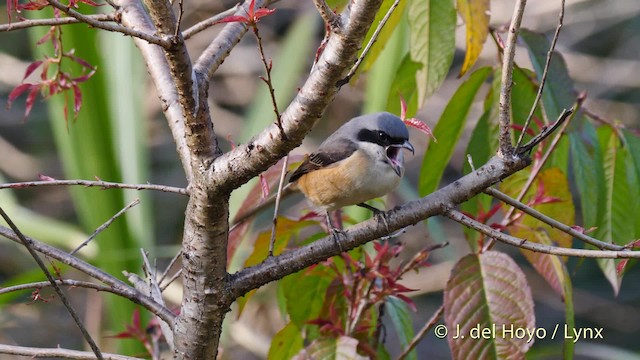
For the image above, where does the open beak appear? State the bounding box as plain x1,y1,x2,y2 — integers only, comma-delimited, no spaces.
386,140,414,177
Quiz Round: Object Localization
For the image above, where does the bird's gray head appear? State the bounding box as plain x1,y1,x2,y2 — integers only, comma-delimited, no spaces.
335,112,415,176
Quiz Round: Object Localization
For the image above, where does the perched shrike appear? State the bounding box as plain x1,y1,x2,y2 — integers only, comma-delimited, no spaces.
289,112,414,237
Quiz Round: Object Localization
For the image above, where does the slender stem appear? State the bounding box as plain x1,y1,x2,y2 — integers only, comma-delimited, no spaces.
446,209,639,259
0,207,104,360
515,0,565,151
484,188,623,250
182,4,241,40
396,305,444,360
0,179,188,195
71,199,140,255
45,0,172,48
268,156,290,256
339,0,401,86
0,344,139,360
159,250,183,286
498,0,527,157
0,14,114,32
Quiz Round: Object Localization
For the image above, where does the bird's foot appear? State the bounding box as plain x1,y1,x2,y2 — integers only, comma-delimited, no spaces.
329,227,346,253
357,203,390,234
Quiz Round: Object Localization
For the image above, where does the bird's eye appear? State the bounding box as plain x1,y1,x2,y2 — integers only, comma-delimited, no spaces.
378,131,389,143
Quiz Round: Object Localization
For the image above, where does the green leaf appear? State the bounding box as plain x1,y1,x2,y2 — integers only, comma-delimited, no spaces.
281,266,333,327
408,0,456,103
268,322,304,360
419,67,491,196
569,126,605,228
359,0,409,73
385,55,422,118
293,336,368,360
386,296,416,360
444,251,535,359
620,129,640,239
519,30,576,122
595,131,634,295
456,0,490,76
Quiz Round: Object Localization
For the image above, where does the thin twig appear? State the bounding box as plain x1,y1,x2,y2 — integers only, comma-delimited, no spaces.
396,305,444,360
446,209,639,259
70,199,141,255
45,0,172,48
0,279,112,296
0,207,104,360
0,344,139,360
175,0,184,37
160,269,182,291
515,0,565,151
484,106,576,251
484,188,623,251
498,0,527,157
0,225,176,327
182,4,242,40
0,179,188,195
518,108,573,154
138,250,175,351
268,156,290,256
252,24,286,140
339,0,402,86
312,0,341,31
0,14,114,32
159,250,182,286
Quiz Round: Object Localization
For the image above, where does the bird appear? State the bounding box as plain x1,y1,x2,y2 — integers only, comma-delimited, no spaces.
288,112,414,242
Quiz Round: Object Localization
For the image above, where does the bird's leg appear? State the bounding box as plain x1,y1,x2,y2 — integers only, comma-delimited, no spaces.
357,203,390,234
325,211,345,253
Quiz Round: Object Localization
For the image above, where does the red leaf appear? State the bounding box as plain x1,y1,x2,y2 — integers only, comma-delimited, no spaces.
404,117,437,142
24,84,41,119
38,174,56,181
67,53,94,69
259,173,269,200
616,259,629,275
254,7,275,19
7,83,32,107
395,294,417,312
22,61,43,81
72,83,82,117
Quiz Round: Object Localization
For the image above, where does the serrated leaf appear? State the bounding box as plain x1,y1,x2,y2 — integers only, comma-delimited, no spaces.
408,0,456,102
595,131,635,295
569,131,604,229
281,266,333,327
386,296,416,360
456,0,490,76
419,67,491,196
444,251,535,360
293,336,367,360
268,322,304,360
520,30,576,122
500,168,575,298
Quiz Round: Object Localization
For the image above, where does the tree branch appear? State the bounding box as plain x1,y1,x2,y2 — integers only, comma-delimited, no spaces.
0,344,140,360
44,0,171,47
0,14,114,32
0,225,176,326
0,179,188,195
445,209,639,259
312,0,342,31
0,207,104,360
228,155,531,297
484,187,624,250
396,305,444,360
498,0,527,157
515,0,565,151
182,4,241,40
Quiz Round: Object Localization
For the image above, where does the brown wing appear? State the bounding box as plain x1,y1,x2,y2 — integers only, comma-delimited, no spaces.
289,138,357,183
